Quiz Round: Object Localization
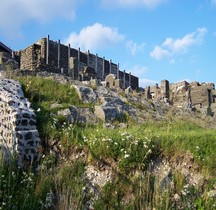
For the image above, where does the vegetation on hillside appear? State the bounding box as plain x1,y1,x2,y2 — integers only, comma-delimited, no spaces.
0,76,215,209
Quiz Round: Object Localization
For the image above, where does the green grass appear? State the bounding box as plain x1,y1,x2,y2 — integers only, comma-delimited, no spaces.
17,76,88,139
1,75,215,209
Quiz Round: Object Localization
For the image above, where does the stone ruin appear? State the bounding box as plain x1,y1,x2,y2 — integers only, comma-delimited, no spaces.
0,79,40,166
145,80,216,110
8,35,138,90
0,37,216,167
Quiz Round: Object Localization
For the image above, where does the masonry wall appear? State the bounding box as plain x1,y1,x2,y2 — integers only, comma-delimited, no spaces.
18,37,139,89
0,79,40,166
190,86,210,107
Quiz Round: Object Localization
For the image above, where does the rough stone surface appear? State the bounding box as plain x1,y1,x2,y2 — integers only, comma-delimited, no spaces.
0,78,40,166
58,105,98,125
72,84,97,103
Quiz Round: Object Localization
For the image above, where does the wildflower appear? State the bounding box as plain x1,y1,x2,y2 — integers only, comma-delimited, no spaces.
124,154,130,158
147,149,152,154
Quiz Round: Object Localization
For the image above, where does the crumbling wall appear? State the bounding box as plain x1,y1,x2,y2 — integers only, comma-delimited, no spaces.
0,79,40,166
18,37,139,89
190,86,210,107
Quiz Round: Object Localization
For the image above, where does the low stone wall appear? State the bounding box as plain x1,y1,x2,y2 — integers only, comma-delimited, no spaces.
0,79,40,166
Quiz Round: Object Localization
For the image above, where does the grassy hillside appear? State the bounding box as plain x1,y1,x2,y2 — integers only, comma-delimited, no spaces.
0,76,215,209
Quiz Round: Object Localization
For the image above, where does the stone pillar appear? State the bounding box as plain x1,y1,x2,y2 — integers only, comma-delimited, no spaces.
87,50,90,66
123,70,126,89
46,35,49,65
102,56,105,79
78,47,80,72
117,63,119,79
109,59,112,74
129,72,131,87
58,39,60,69
161,80,169,99
145,86,151,99
68,44,71,74
95,53,98,74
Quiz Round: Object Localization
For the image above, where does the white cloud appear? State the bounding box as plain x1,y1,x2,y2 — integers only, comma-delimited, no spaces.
150,28,207,60
64,23,124,51
0,0,77,37
126,40,145,56
101,0,166,9
150,46,171,60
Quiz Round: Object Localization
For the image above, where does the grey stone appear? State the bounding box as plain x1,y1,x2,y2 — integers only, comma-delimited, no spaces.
72,84,97,103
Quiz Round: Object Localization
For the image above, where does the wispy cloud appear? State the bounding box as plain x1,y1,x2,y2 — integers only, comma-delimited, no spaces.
101,0,167,9
64,23,124,51
126,40,145,56
0,0,78,37
150,46,171,60
150,28,207,60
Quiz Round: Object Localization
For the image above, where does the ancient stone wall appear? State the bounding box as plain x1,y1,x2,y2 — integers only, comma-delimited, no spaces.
145,79,216,108
18,37,139,89
190,86,210,107
0,79,40,166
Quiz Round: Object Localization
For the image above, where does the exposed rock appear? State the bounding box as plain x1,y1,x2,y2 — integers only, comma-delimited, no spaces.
72,84,97,103
125,86,133,95
94,105,119,122
169,152,205,188
58,105,98,125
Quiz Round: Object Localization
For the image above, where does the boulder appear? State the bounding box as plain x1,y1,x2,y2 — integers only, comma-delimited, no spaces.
72,84,97,103
94,105,119,122
58,105,98,125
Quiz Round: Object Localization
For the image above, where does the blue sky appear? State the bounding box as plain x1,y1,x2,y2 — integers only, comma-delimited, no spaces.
1,0,216,87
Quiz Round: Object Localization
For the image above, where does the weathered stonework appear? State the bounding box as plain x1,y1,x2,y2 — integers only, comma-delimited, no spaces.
146,80,216,109
16,36,139,90
0,79,40,166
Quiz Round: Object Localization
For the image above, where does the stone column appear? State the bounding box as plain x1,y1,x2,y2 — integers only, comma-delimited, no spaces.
102,56,105,79
46,35,49,65
58,39,60,69
68,44,70,74
123,70,126,89
78,47,80,72
95,53,98,74
117,63,119,79
109,59,112,74
87,50,90,66
145,86,151,99
129,72,131,87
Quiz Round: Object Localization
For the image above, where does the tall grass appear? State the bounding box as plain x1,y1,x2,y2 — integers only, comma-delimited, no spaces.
1,75,215,209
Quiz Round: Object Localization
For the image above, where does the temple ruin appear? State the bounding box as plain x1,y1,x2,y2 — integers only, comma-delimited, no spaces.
13,36,139,90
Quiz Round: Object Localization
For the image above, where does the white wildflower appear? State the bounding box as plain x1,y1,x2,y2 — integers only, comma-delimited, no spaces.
124,154,130,158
